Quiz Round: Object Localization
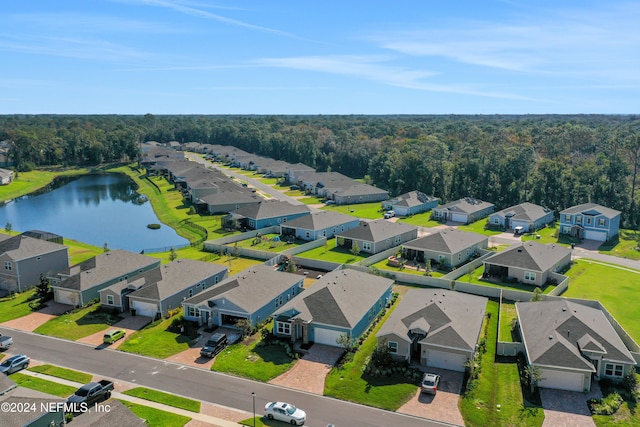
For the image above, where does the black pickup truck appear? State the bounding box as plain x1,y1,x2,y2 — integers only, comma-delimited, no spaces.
67,379,114,410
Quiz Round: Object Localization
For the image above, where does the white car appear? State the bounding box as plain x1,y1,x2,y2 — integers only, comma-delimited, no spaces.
384,210,395,219
264,401,306,425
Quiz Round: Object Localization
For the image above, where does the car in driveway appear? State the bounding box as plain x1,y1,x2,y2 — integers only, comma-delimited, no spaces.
383,210,395,219
420,372,441,394
0,354,30,375
264,401,306,425
103,329,126,344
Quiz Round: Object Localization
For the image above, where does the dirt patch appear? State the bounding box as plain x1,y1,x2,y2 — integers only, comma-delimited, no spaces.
1,312,56,331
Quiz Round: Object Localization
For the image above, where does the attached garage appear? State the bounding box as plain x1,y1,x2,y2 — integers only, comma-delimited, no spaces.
55,289,80,306
538,368,584,392
313,328,344,346
584,229,607,241
451,213,468,223
426,349,468,372
131,300,158,318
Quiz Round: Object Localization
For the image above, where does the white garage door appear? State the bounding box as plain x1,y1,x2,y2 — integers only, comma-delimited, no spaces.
313,328,343,346
427,349,468,372
55,289,79,306
538,368,584,392
584,230,607,241
451,213,468,223
131,301,158,318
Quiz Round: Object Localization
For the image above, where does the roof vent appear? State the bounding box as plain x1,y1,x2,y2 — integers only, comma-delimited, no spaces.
517,248,523,253
548,335,553,340
562,307,567,312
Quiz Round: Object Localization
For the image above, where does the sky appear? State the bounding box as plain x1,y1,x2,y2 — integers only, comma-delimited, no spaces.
1,0,639,115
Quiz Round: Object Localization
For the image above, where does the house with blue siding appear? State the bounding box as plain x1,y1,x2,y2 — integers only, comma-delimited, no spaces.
382,191,439,216
182,265,304,328
280,211,360,241
224,200,311,230
559,203,621,242
272,269,393,347
489,202,554,233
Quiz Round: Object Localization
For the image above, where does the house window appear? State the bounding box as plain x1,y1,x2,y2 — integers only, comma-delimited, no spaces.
493,217,499,224
188,289,194,298
276,321,291,335
322,230,326,237
275,295,284,307
248,220,255,228
575,216,582,224
196,283,202,289
306,231,311,239
187,306,200,318
388,341,398,354
598,218,606,227
341,226,344,231
586,217,593,225
292,286,296,296
564,214,572,222
362,242,372,251
282,217,287,223
107,295,115,305
604,363,624,377
524,271,536,281
4,261,11,271
36,256,42,261
394,236,401,244
277,218,282,224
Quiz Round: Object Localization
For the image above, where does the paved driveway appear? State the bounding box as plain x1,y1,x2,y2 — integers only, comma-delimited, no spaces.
269,344,344,394
398,368,464,426
0,301,71,331
540,383,601,427
77,315,151,349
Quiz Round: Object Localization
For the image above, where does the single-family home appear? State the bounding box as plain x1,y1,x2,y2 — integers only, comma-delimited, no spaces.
280,211,360,241
336,220,418,254
50,250,160,307
0,388,65,427
285,163,316,184
377,289,487,372
0,234,69,293
482,241,571,287
382,191,439,216
559,203,621,242
100,259,228,318
197,190,262,215
273,269,393,347
488,202,554,233
0,168,14,185
432,197,495,224
224,200,311,230
294,171,389,205
517,299,636,392
401,228,488,269
330,183,389,205
182,265,304,328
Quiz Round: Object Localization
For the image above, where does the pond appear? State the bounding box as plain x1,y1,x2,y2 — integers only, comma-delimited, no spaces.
0,173,188,252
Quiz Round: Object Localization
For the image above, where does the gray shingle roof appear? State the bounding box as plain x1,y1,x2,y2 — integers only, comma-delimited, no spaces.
70,399,145,427
377,289,487,351
336,220,417,243
0,234,67,261
493,202,552,221
435,197,494,214
403,228,487,255
560,203,621,218
280,211,357,231
331,183,388,197
483,241,571,272
230,199,310,220
517,300,635,370
389,191,438,208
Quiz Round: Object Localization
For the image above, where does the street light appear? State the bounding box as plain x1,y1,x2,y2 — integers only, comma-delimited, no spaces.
251,392,256,427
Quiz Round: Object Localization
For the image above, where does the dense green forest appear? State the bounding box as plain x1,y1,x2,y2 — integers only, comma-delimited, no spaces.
1,114,639,228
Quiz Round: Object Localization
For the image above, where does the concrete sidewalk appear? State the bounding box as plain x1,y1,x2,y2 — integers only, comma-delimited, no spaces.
18,369,244,427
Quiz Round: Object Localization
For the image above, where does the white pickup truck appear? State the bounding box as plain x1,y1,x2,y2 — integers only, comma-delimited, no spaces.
0,333,13,350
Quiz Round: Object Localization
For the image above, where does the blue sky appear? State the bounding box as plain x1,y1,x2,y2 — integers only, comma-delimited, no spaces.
2,0,639,114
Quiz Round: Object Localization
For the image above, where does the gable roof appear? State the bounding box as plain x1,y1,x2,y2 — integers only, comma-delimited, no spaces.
230,199,310,220
377,289,487,351
126,259,227,301
281,211,358,231
389,191,439,208
403,228,487,254
484,241,571,272
560,203,621,219
0,374,16,395
273,269,393,328
183,265,302,313
70,399,145,427
493,202,552,222
435,197,494,214
336,219,417,243
331,183,388,197
517,300,635,370
0,234,67,261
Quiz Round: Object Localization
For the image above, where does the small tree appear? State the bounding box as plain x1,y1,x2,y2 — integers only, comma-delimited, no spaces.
450,280,456,291
531,287,543,302
336,333,355,352
235,318,252,338
286,257,298,273
523,365,542,393
36,274,52,301
233,242,240,259
351,241,361,257
169,247,178,262
4,222,12,233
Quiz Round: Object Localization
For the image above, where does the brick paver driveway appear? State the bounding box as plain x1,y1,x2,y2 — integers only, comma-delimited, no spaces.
269,344,344,394
540,383,601,427
0,301,71,331
398,368,464,426
77,315,152,349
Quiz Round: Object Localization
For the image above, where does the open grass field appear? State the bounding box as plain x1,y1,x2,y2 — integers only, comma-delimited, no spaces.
320,202,385,219
34,304,122,340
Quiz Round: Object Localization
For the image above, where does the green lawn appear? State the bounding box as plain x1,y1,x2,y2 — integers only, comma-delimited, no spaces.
396,212,442,228
212,338,296,382
0,289,37,323
64,238,104,265
460,301,544,427
298,196,325,205
121,401,191,427
0,168,90,202
28,364,93,383
458,219,503,236
320,202,385,219
122,387,201,412
521,224,563,245
499,302,517,342
458,265,553,294
233,234,301,252
295,238,366,264
10,373,77,398
283,189,305,197
598,229,640,260
239,417,287,427
592,373,640,427
564,259,640,343
324,302,417,411
211,255,265,276
34,304,122,340
369,258,446,277
118,311,196,358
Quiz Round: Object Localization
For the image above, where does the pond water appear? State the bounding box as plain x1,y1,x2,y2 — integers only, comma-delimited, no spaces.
0,173,188,252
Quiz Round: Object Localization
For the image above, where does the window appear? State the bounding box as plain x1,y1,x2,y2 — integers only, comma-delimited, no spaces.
564,214,572,222
275,295,284,307
598,218,606,227
196,283,202,289
604,363,624,377
524,271,536,281
363,242,372,251
282,217,287,223
277,218,282,223
187,306,200,318
276,321,291,335
575,216,582,224
36,256,42,261
493,217,499,224
188,289,194,297
106,295,115,305
215,276,219,284
322,230,326,237
394,236,401,244
586,217,593,225
306,231,311,239
4,261,11,271
248,220,255,228
388,341,398,354
292,286,296,296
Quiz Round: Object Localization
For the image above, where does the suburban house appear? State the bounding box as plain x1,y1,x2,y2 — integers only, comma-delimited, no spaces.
559,203,621,242
285,163,316,184
432,197,495,224
273,269,393,347
280,211,360,241
0,168,14,185
0,234,69,293
294,171,388,205
100,259,228,318
382,191,439,216
197,190,262,215
335,220,418,254
224,200,311,230
488,202,554,233
330,183,389,205
517,299,636,392
182,265,304,328
0,386,65,427
50,250,161,307
376,289,487,372
401,228,488,269
482,241,571,287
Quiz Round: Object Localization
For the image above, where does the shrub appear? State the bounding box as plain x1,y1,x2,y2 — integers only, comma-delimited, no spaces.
147,223,161,229
589,392,623,415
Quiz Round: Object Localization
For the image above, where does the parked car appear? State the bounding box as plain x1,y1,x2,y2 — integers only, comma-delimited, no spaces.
0,333,13,350
200,333,228,358
383,210,395,219
289,185,300,190
0,354,29,374
325,200,336,205
265,401,306,425
103,329,126,344
67,379,114,409
420,372,441,395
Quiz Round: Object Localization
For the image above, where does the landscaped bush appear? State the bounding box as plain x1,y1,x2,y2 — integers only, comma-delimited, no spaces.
589,392,623,415
147,223,161,229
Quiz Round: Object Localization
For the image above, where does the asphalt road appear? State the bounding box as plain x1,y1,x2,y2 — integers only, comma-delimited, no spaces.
0,327,455,427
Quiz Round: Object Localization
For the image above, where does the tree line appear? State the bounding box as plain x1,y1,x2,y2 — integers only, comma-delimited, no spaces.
1,114,639,228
